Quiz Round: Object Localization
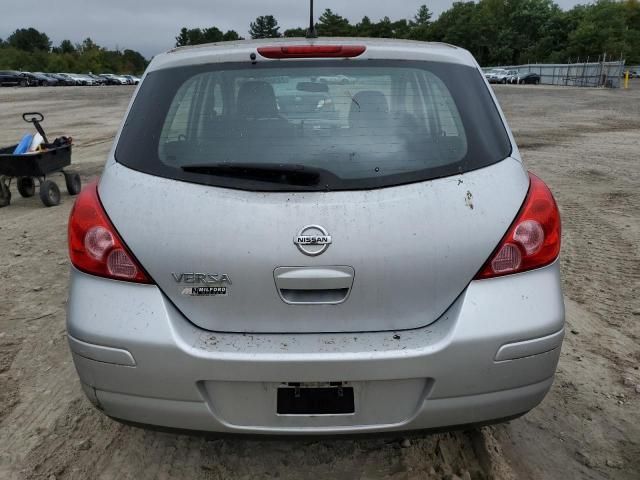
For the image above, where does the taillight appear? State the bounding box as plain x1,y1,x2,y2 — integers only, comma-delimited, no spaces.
68,182,152,284
475,173,561,279
257,45,366,59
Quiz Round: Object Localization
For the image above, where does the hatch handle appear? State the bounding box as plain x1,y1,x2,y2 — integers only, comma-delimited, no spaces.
274,266,355,305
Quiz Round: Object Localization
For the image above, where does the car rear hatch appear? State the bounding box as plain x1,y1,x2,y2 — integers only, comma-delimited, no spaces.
100,159,527,333
100,50,525,333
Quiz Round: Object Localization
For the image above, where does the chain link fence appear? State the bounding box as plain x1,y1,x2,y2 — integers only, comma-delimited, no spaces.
484,59,627,88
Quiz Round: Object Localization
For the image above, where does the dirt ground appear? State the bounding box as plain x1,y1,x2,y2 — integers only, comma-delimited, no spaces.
0,82,638,480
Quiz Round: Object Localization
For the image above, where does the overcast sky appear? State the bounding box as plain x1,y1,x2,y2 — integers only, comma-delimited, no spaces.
2,0,583,58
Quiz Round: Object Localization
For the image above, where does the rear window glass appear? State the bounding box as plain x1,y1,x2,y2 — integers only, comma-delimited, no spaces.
116,60,511,191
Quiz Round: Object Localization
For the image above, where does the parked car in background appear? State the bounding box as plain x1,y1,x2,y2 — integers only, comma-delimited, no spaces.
33,72,61,86
78,74,101,86
273,81,339,123
0,70,28,87
21,72,59,86
100,73,129,85
14,72,36,86
485,69,506,83
45,73,72,86
506,71,520,84
54,73,78,85
316,74,355,85
99,74,120,85
63,73,93,86
0,71,141,87
486,69,518,84
67,38,564,435
60,73,81,85
505,70,519,83
122,75,141,85
518,73,541,85
87,74,107,85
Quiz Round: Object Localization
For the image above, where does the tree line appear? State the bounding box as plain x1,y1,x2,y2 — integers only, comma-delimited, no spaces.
2,0,638,74
0,28,148,74
177,0,640,66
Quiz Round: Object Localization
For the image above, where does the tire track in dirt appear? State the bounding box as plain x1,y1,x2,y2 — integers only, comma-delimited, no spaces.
560,198,640,329
0,336,23,423
21,418,497,480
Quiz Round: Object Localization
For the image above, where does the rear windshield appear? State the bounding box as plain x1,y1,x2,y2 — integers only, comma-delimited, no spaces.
116,60,511,191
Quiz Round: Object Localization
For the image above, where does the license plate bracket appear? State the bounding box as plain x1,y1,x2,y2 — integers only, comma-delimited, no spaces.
277,385,355,415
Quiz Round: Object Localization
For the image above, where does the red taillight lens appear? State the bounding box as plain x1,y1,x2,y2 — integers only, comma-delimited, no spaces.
68,182,152,284
257,45,366,59
475,173,561,279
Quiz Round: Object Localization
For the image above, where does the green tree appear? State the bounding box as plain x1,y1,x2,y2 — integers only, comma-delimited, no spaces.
249,15,281,39
202,27,225,43
428,2,479,48
79,38,99,53
367,17,411,38
283,27,307,37
317,9,353,36
409,5,433,39
413,5,433,26
176,27,243,46
222,30,242,41
7,28,51,52
176,27,193,47
356,16,374,37
59,39,76,54
564,0,631,61
525,7,582,63
121,49,147,72
0,32,148,74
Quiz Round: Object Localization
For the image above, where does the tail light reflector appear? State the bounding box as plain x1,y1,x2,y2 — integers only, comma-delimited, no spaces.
475,173,561,279
257,45,366,59
68,182,152,284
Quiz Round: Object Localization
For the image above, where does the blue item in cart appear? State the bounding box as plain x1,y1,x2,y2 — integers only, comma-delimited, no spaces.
13,134,33,154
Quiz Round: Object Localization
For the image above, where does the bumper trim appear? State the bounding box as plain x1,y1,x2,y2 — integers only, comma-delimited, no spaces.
495,328,564,361
68,334,136,366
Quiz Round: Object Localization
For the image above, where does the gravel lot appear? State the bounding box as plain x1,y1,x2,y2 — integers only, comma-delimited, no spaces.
0,83,639,479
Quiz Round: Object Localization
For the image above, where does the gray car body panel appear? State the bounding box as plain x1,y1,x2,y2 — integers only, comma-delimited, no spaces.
99,157,528,333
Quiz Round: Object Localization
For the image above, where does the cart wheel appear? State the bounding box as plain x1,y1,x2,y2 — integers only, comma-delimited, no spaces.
0,183,10,207
39,180,61,207
17,177,36,197
64,172,82,195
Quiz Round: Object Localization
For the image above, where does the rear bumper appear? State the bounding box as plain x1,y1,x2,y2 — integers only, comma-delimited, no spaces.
67,262,565,434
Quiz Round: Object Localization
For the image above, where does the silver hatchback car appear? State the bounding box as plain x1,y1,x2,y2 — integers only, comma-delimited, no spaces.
67,38,564,434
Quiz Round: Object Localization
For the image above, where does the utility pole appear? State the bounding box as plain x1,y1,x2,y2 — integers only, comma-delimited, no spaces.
306,0,318,38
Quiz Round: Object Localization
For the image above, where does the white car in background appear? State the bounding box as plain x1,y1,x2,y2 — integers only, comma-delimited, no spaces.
506,71,521,84
485,69,518,84
316,74,355,85
63,73,92,86
123,75,141,85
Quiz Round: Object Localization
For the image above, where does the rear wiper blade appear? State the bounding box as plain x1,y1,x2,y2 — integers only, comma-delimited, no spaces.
181,162,324,186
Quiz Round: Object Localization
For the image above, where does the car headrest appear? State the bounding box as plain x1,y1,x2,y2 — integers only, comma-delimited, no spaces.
349,90,390,126
237,81,279,119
